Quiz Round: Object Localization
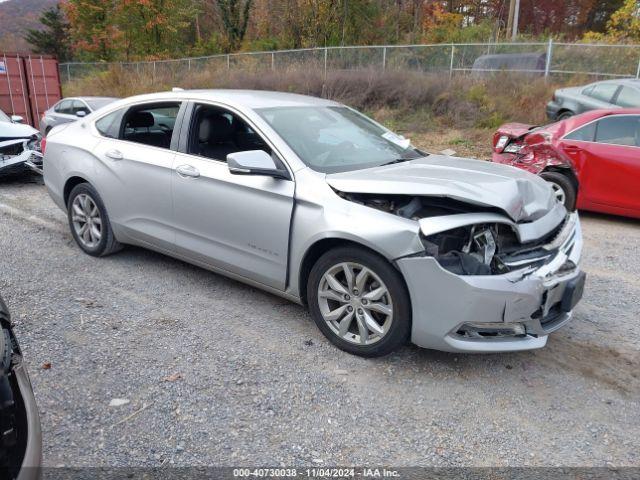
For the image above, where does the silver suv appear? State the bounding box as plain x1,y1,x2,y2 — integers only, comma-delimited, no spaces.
43,90,585,357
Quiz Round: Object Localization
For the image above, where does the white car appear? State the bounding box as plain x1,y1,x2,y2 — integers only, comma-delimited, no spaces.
0,110,42,175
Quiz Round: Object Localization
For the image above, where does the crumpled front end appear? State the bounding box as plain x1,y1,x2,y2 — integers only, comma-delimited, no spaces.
0,137,43,175
396,210,584,353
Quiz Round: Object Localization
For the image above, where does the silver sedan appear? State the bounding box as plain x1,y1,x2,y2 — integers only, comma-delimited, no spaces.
42,90,585,357
39,96,117,136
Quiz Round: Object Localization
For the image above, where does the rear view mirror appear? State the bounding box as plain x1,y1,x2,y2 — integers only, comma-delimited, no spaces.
10,115,23,123
76,111,87,118
227,150,289,180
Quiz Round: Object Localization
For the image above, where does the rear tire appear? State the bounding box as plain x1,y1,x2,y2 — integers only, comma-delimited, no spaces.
307,246,411,357
557,111,574,121
67,183,122,257
541,171,577,211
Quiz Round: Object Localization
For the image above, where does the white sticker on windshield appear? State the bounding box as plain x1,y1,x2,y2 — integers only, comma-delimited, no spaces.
382,131,411,149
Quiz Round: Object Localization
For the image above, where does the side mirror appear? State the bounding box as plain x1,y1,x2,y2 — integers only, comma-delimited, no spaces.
76,111,87,118
227,150,289,180
10,115,23,123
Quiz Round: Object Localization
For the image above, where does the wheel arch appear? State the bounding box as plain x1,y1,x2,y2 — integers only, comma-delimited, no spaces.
297,237,401,307
541,165,579,191
556,108,576,119
63,176,91,208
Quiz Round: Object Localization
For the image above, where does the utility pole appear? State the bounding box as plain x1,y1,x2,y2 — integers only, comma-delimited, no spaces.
506,0,516,40
511,0,520,41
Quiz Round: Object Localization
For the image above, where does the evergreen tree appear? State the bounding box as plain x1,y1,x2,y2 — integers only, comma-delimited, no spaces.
24,4,72,62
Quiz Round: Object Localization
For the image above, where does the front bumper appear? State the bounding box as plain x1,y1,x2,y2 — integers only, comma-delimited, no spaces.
397,213,584,353
0,150,43,175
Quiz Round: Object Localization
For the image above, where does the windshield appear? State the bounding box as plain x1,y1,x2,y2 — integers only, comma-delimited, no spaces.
257,106,423,173
0,110,10,123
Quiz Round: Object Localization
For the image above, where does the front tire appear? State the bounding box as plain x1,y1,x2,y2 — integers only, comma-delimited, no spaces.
540,171,577,211
307,246,411,357
67,183,122,257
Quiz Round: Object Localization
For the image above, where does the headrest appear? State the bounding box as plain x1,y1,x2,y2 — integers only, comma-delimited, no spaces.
199,113,233,143
128,111,154,128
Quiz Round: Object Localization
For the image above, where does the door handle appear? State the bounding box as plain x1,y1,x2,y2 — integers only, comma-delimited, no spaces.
175,164,200,178
105,149,124,160
564,145,582,153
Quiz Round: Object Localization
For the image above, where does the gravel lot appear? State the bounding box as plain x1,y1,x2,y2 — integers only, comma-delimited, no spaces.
0,173,639,468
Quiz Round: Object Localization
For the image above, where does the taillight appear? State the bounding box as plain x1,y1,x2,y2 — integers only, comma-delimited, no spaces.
41,137,47,155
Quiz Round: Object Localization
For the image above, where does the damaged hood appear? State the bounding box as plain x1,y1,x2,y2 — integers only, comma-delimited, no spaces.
0,120,39,139
325,155,556,222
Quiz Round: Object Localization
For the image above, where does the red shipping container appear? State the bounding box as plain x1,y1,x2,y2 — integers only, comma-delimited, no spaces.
1,53,62,127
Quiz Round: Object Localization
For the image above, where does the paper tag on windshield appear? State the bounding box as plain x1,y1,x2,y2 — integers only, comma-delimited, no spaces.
382,131,411,149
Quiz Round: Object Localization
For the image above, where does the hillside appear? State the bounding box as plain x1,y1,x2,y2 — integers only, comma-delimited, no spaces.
0,0,58,53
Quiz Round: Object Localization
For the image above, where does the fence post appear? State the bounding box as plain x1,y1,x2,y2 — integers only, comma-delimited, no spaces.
382,46,387,71
66,63,71,83
227,54,230,70
271,52,275,71
188,58,191,71
153,61,156,80
636,54,640,79
324,47,328,80
449,44,455,78
545,38,553,79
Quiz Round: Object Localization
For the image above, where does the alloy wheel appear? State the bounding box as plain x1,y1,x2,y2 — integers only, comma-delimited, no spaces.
71,194,102,248
317,262,393,346
549,181,567,205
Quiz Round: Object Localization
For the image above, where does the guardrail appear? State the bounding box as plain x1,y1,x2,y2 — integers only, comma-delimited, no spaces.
59,40,640,84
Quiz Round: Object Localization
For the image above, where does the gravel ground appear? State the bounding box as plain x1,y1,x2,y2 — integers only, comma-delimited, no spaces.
0,173,639,468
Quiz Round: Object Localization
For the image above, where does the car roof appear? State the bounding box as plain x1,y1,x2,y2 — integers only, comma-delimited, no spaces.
60,96,118,101
111,89,341,110
590,78,640,88
558,108,640,131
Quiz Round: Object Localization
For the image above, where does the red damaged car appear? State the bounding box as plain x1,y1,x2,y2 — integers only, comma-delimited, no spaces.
492,109,640,219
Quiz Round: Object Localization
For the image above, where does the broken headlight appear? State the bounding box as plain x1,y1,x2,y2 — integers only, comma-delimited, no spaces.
26,135,42,152
503,142,523,153
421,225,498,276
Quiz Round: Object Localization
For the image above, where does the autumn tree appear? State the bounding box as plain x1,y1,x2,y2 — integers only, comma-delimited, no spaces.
596,0,640,41
113,0,197,59
63,0,120,61
24,4,72,62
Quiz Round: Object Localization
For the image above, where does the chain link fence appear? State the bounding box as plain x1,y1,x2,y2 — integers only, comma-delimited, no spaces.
59,41,640,86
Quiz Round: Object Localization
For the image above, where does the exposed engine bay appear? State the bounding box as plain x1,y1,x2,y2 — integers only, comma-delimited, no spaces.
0,136,42,174
339,191,569,276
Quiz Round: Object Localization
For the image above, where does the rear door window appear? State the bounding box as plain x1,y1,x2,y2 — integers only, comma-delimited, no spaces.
615,87,640,108
121,103,181,149
595,115,640,147
587,83,620,103
564,122,597,142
